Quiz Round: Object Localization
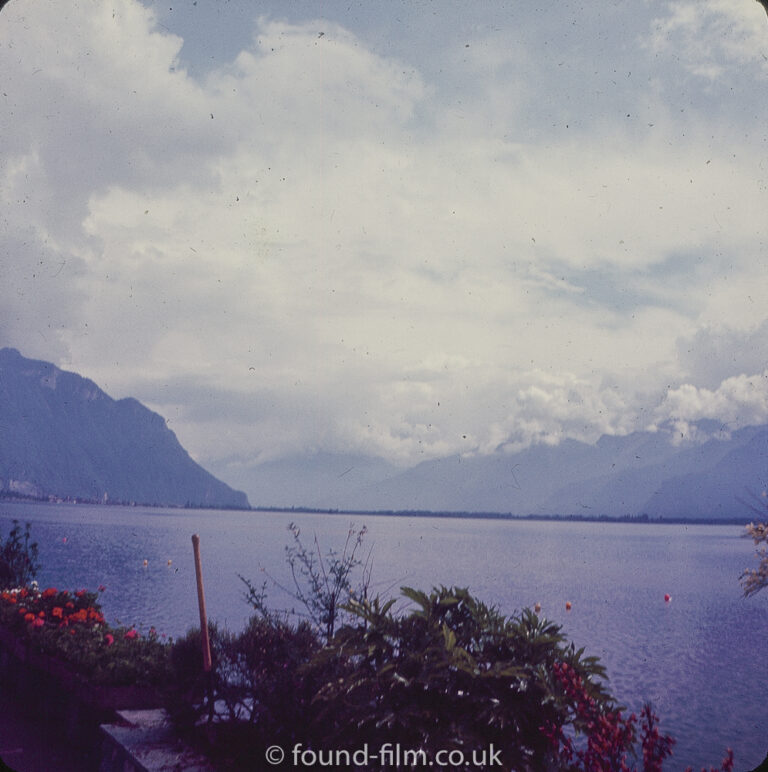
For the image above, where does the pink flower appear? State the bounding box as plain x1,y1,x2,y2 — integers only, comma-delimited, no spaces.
124,628,139,640
32,618,44,628
104,633,114,646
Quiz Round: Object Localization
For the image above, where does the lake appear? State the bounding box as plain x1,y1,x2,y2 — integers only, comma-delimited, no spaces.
1,501,766,770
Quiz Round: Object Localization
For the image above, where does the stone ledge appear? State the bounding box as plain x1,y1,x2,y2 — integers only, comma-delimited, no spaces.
100,709,215,772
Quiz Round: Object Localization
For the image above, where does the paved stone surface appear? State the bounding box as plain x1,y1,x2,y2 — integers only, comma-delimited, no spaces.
101,709,215,772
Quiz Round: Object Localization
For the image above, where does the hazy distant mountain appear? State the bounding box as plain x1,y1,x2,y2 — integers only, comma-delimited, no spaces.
235,424,768,520
641,427,768,518
9,345,763,519
207,451,399,511
0,348,249,508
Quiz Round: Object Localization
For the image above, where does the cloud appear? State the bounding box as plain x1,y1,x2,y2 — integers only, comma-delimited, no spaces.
677,322,768,390
2,0,767,481
646,1,768,81
652,369,768,445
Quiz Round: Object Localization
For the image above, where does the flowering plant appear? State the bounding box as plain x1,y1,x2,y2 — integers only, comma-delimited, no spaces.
0,583,171,687
741,520,768,597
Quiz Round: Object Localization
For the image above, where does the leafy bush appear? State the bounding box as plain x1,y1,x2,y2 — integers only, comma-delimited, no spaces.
219,616,322,736
165,616,346,769
0,520,39,589
170,586,683,770
164,623,224,733
314,586,659,771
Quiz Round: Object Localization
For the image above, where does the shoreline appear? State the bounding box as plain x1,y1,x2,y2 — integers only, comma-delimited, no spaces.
0,493,750,527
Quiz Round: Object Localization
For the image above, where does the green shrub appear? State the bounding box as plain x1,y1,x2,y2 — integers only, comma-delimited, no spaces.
170,586,649,770
241,522,371,643
163,623,224,732
166,615,347,769
312,586,619,771
221,616,321,736
0,520,39,589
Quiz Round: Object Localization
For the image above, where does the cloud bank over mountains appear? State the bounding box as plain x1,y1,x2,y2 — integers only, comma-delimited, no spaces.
1,0,766,496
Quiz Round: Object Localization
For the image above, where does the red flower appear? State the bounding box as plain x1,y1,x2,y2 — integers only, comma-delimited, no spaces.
24,613,35,623
32,618,44,628
75,589,86,598
42,588,58,599
52,607,63,618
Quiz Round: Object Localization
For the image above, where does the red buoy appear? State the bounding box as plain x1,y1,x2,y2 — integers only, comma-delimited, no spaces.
664,593,671,603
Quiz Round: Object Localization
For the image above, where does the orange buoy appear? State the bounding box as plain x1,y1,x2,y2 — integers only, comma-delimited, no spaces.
565,601,572,611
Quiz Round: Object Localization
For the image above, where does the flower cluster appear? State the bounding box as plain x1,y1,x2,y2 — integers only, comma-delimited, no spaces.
1,584,106,636
542,660,674,771
542,660,736,772
0,583,169,687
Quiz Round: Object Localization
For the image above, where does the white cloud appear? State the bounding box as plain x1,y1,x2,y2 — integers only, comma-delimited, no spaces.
678,321,768,388
647,1,768,80
653,370,768,441
2,0,767,481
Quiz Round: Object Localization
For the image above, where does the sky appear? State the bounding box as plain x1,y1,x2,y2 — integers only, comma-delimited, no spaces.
1,0,767,495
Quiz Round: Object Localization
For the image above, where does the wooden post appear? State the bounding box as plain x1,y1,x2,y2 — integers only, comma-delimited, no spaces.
191,534,212,673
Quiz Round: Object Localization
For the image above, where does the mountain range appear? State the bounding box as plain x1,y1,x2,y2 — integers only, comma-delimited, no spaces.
0,348,249,508
3,346,767,519
211,423,768,520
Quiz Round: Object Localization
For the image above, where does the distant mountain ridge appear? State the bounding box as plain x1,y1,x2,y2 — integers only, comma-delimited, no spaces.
362,425,768,518
0,348,249,508
6,346,765,519
212,423,768,520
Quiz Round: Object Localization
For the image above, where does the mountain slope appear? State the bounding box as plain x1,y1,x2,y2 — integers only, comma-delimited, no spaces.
0,348,249,508
235,425,768,519
642,427,768,518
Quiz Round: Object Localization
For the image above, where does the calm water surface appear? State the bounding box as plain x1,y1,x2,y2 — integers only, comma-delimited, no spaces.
1,502,766,770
